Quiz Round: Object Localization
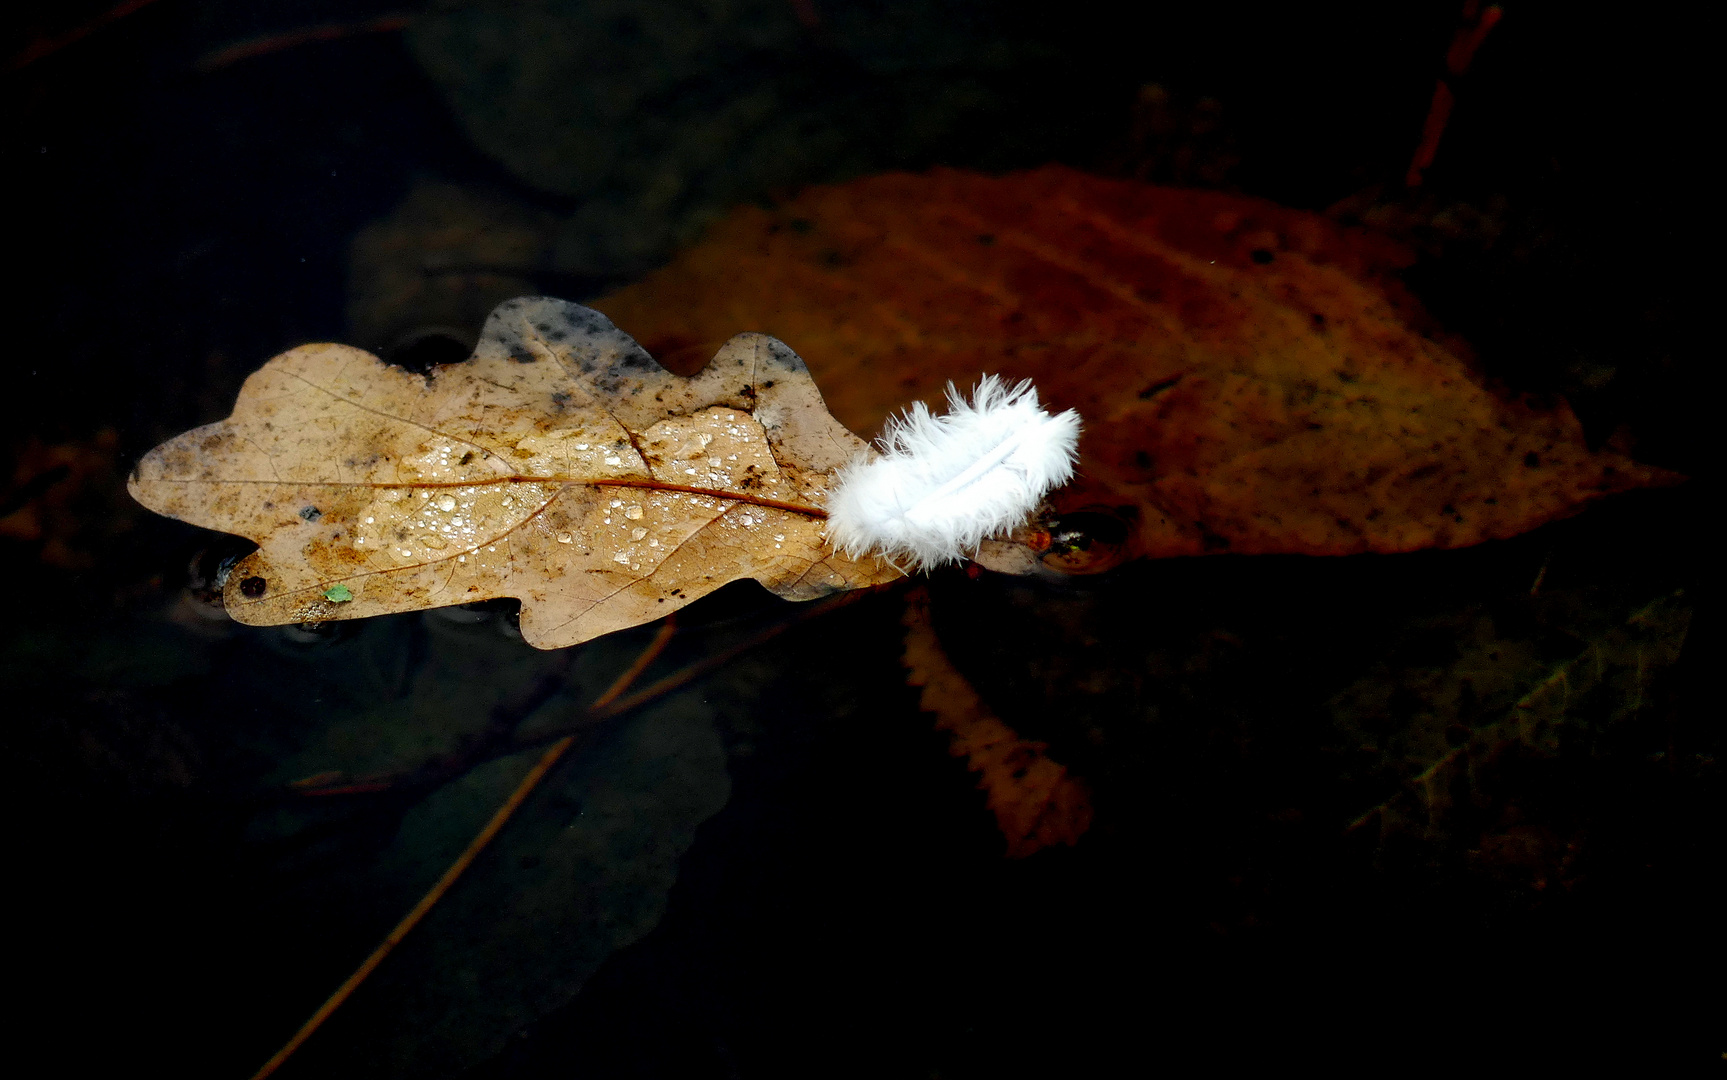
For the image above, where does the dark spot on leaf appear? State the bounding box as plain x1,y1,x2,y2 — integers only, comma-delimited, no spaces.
299,506,321,522
977,233,995,245
1524,452,1541,467
1137,376,1180,400
1250,248,1274,264
387,328,473,374
788,218,812,233
459,451,474,465
1387,685,1425,719
239,576,267,598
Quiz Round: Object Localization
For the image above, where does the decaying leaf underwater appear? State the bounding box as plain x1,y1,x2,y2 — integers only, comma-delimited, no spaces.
597,166,1679,568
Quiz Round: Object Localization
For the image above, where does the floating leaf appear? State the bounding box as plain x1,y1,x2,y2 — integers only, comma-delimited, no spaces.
902,587,1091,857
127,299,899,650
596,166,1679,561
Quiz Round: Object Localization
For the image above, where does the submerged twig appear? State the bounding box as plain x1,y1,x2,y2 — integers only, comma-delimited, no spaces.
5,0,165,72
507,586,889,755
248,620,677,1080
290,587,888,797
194,14,414,73
1405,1,1504,187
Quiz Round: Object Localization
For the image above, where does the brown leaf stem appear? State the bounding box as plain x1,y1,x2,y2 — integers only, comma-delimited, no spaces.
310,476,829,520
591,478,827,518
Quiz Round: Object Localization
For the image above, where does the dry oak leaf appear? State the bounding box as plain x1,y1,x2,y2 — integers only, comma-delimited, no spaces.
127,298,899,649
596,166,1679,564
902,588,1092,858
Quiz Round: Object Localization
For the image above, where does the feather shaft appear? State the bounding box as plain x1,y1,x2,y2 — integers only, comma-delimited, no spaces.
903,424,1033,526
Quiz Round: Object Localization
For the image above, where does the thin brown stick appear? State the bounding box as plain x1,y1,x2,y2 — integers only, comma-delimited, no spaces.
6,0,163,72
591,620,679,710
194,15,412,73
248,620,677,1080
1405,2,1504,187
518,586,888,748
291,586,892,797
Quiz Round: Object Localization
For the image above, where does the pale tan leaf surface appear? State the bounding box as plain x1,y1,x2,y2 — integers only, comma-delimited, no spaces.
902,587,1092,858
128,298,899,649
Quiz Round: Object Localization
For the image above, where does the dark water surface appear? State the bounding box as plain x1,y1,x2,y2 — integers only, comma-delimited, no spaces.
4,2,1715,1075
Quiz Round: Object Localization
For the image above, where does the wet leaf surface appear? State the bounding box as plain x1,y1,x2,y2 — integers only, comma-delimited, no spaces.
128,298,898,649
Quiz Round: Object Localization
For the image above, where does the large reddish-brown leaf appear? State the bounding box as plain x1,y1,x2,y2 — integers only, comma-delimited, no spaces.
596,166,1676,562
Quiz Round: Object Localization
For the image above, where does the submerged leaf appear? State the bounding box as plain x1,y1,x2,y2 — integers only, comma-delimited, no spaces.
1336,589,1693,837
597,166,1679,561
128,299,899,649
903,588,1092,857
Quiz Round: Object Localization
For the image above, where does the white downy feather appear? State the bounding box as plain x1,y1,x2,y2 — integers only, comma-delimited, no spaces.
825,375,1081,570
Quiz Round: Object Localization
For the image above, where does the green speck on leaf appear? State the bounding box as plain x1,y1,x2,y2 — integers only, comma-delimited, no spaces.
323,584,353,603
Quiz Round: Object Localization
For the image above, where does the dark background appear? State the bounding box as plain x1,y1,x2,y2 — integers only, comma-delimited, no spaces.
3,2,1716,1075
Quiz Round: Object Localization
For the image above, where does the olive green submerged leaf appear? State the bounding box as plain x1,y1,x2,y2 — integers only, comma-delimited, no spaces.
254,615,731,1078
406,0,1090,276
1335,589,1692,838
